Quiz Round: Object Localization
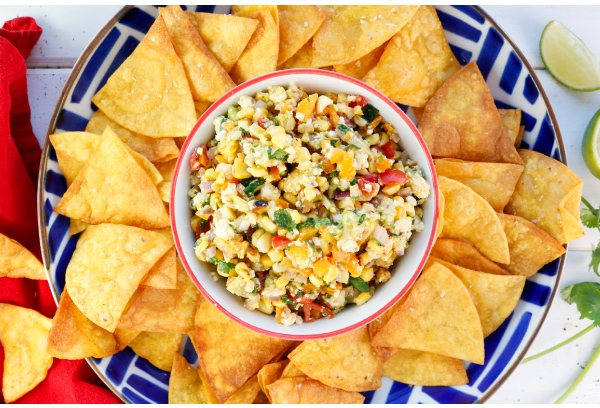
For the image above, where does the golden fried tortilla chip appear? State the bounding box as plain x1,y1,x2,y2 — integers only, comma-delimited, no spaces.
333,41,388,80
169,353,207,404
431,238,509,275
233,5,279,27
54,127,170,229
371,262,484,364
367,297,407,362
498,213,566,277
129,331,182,372
382,349,468,386
289,326,382,392
223,375,261,404
278,39,314,69
160,6,235,103
277,5,327,66
154,159,177,204
439,176,509,264
505,149,585,244
312,6,419,67
499,108,522,145
140,227,177,289
186,12,259,73
91,16,196,137
189,295,292,402
0,233,45,280
47,290,118,359
114,328,140,350
434,159,524,212
0,304,53,403
253,390,270,404
70,219,88,236
418,62,523,164
281,360,306,379
515,125,525,148
428,257,526,337
86,110,179,162
267,377,364,404
436,189,445,239
230,9,279,85
363,6,460,107
66,224,173,332
49,132,100,186
412,106,424,123
118,257,199,333
258,360,289,401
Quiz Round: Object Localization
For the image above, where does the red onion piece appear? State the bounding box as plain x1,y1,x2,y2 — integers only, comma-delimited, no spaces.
399,187,412,197
372,224,390,246
335,190,350,200
268,296,280,302
201,181,214,192
203,246,216,259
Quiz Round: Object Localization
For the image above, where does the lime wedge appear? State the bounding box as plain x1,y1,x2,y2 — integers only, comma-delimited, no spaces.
540,20,600,92
582,109,600,178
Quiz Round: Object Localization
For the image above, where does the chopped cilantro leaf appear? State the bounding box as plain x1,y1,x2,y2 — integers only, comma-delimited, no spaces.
274,209,296,231
201,194,211,207
361,104,379,123
198,218,209,232
358,214,366,225
269,116,280,126
330,139,339,147
562,282,600,326
350,177,358,186
251,286,259,295
337,123,351,133
349,276,370,293
268,147,289,161
281,295,297,305
329,171,339,178
240,128,248,136
208,257,235,275
243,178,265,197
296,290,304,298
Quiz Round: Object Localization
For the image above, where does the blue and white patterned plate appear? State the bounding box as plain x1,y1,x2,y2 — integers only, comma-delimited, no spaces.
37,5,567,404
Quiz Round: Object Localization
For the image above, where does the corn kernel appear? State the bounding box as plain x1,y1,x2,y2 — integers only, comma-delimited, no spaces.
382,184,401,195
273,301,286,308
309,274,324,287
304,187,318,202
231,196,249,212
268,247,284,262
283,193,297,205
360,267,375,282
220,205,236,221
258,298,274,314
259,216,278,234
289,210,302,224
233,159,251,179
260,254,274,268
354,292,371,306
203,168,217,181
366,133,380,145
256,231,273,253
275,277,289,288
237,106,255,119
194,239,209,260
249,165,269,178
295,147,311,162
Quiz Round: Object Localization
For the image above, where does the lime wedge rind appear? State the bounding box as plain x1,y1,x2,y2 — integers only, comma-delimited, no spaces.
582,109,600,178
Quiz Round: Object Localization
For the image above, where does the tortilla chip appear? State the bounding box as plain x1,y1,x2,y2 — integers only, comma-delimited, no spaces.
281,360,306,379
515,125,525,148
371,262,484,364
66,224,173,332
431,238,510,276
129,331,182,372
54,127,170,229
499,108,521,145
266,377,364,404
47,290,118,359
498,213,566,277
169,353,208,404
154,159,177,204
418,62,523,165
0,233,45,280
428,257,526,337
333,41,388,80
363,6,460,107
367,297,407,362
118,257,199,333
506,149,584,244
91,16,196,137
141,247,177,289
258,360,289,401
85,110,179,162
434,159,524,212
289,327,382,392
382,349,468,386
436,189,445,239
230,9,279,85
277,5,327,66
278,39,314,69
0,304,53,403
69,219,88,236
186,12,259,73
223,375,261,404
49,132,100,186
253,390,270,404
114,328,140,350
438,176,509,264
312,6,419,67
189,295,292,402
233,5,279,27
412,106,424,123
160,6,235,103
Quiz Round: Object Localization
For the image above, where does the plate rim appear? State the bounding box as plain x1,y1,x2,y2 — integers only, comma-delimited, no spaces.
35,4,568,404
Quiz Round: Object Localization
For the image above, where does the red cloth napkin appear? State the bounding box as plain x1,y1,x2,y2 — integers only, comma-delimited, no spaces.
0,18,122,404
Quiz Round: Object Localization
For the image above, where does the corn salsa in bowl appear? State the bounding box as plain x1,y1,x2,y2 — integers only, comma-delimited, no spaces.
188,83,430,326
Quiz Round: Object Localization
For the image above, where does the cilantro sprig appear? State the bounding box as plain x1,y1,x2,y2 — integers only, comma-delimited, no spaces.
208,257,236,275
581,197,600,276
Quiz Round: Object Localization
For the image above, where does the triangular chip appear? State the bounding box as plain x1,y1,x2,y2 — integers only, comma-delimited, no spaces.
114,328,140,350
49,132,100,186
54,127,170,229
0,304,53,403
117,256,200,333
367,297,407,362
160,6,235,103
371,262,484,364
499,108,522,145
66,224,173,332
278,39,314,69
129,331,182,372
438,176,509,264
505,149,585,244
434,158,523,212
85,110,179,162
266,377,365,404
418,62,523,164
185,12,259,73
436,188,445,239
47,290,119,359
431,238,509,275
222,375,262,404
140,227,177,289
253,390,270,404
69,219,88,236
289,327,382,392
232,5,279,28
91,16,196,137
498,213,566,277
382,349,468,386
277,5,327,66
281,360,306,379
189,295,292,402
169,353,208,404
515,125,525,148
154,159,177,204
333,40,388,80
363,6,460,107
0,233,45,280
428,257,526,337
230,9,279,85
258,360,289,402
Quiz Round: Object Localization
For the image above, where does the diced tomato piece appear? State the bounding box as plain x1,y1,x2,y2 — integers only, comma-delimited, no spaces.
379,168,410,185
321,158,336,174
270,166,281,181
360,173,380,183
257,118,269,129
349,95,368,108
303,302,334,323
290,293,313,304
380,141,395,159
196,216,212,238
226,177,239,184
190,149,200,172
272,236,290,249
358,178,378,194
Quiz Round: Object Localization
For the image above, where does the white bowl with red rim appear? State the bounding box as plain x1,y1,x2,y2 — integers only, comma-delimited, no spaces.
170,69,439,340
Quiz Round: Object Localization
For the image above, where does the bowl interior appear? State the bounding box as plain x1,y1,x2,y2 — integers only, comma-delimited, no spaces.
171,69,439,339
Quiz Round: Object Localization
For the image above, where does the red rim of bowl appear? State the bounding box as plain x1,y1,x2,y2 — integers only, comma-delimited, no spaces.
170,68,439,340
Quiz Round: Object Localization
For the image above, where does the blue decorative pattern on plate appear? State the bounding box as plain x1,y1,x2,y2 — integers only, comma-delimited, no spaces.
38,5,566,404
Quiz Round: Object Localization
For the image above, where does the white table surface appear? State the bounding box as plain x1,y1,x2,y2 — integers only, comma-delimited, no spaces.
3,4,600,404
